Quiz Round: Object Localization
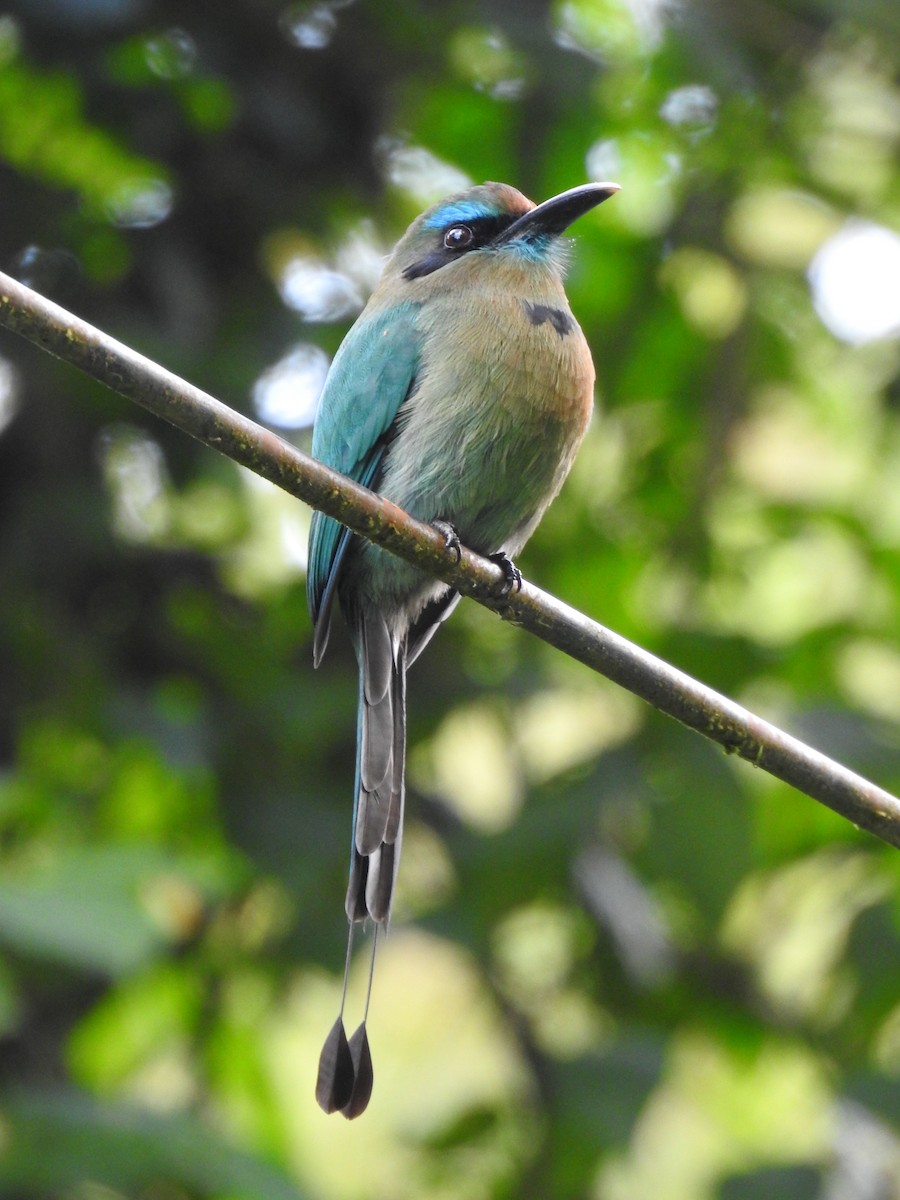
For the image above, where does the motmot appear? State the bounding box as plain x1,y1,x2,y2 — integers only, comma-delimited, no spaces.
307,179,619,1116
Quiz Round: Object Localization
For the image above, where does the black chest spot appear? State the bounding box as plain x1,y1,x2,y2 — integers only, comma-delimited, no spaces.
521,301,575,337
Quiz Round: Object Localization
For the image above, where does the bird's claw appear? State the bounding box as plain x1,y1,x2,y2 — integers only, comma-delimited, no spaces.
433,520,462,564
488,551,523,597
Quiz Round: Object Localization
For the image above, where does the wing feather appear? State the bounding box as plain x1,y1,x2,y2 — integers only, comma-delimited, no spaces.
306,301,422,659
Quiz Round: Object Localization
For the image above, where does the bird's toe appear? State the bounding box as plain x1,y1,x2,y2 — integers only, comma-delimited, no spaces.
433,520,462,564
488,551,523,596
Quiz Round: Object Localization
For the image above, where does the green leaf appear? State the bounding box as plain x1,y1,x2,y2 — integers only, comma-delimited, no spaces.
0,1089,306,1200
0,845,235,976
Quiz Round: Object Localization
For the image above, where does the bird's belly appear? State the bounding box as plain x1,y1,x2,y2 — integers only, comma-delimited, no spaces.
352,310,593,621
394,315,591,543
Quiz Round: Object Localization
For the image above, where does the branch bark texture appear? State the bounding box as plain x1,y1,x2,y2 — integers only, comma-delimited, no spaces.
1,269,898,848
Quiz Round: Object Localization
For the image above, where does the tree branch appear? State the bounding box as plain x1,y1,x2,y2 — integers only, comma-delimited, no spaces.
1,269,898,849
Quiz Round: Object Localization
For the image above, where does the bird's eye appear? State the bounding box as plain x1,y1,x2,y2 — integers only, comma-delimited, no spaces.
443,224,474,250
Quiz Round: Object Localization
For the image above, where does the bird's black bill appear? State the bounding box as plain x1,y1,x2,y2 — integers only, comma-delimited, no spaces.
491,181,620,246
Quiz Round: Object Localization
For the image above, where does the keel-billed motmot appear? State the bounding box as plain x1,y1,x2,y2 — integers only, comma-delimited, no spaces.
307,179,620,1116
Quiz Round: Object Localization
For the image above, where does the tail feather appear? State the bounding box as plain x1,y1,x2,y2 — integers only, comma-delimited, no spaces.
365,839,398,923
345,849,368,923
345,614,407,925
355,614,396,855
384,654,406,845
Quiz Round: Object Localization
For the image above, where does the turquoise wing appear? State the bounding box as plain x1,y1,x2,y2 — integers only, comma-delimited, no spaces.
307,300,422,660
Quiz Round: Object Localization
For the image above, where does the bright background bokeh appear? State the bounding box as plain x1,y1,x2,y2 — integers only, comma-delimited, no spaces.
0,1,898,1198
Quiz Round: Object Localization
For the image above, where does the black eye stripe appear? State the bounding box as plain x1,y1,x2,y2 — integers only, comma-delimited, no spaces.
403,213,522,280
446,214,513,247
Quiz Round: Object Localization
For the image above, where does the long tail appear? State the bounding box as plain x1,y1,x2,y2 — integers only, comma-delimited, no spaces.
346,608,407,924
316,609,406,1119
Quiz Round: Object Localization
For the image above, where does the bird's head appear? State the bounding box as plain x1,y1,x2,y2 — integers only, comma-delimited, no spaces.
383,181,620,286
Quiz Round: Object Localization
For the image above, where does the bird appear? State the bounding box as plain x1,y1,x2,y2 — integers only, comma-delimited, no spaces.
307,179,620,1117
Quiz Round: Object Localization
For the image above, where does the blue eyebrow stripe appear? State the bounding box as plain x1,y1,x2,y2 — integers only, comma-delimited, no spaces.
423,200,499,228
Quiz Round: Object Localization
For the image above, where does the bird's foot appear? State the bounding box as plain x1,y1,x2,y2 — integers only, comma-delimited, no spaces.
488,551,523,596
433,520,462,564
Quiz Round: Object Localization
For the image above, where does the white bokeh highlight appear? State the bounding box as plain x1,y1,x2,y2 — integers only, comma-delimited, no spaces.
808,220,900,345
253,343,331,429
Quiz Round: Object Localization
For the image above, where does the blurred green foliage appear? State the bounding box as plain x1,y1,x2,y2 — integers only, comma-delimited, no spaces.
0,1,898,1197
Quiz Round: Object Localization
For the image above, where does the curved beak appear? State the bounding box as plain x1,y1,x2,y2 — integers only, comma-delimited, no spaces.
491,182,620,246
